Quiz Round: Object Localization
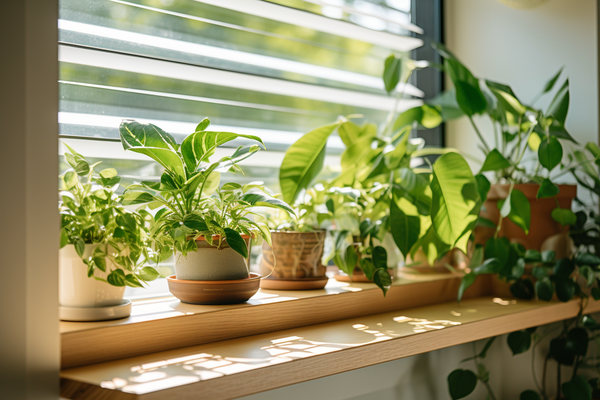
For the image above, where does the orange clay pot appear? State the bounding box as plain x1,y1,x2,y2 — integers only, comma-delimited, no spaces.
475,184,576,251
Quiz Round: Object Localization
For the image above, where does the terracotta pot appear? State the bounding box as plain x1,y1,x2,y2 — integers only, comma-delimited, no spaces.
476,184,577,250
175,235,251,281
260,231,328,290
167,273,261,305
403,248,469,274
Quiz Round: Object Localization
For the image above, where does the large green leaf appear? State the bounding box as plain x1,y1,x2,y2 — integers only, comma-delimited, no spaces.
486,80,526,116
445,59,487,116
390,195,420,258
120,120,185,179
551,207,577,226
536,178,560,199
475,174,491,203
447,369,477,400
181,130,264,173
498,189,531,235
241,192,295,216
520,390,541,400
562,375,592,400
427,89,464,121
535,66,564,100
430,153,481,252
223,228,248,259
279,123,341,204
383,54,402,93
507,330,532,355
393,105,443,132
338,121,361,148
538,136,563,171
480,149,512,172
547,79,570,125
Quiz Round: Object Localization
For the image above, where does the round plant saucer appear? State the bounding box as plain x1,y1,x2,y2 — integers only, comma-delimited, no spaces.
334,269,395,283
59,299,132,322
167,273,261,305
260,276,328,290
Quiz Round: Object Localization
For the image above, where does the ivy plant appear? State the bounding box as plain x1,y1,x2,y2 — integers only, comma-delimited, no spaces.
118,119,294,259
59,144,159,287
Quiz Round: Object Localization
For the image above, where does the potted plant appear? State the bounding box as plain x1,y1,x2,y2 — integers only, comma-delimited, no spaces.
259,186,330,290
275,54,482,294
411,43,588,251
59,145,159,321
119,118,293,304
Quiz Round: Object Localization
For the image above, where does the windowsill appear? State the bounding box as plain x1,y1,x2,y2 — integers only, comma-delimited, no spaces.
61,271,480,369
60,294,600,400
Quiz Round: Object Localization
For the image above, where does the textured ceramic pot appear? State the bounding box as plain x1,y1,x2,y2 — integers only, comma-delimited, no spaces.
175,236,250,281
59,243,125,308
260,230,328,290
476,184,577,250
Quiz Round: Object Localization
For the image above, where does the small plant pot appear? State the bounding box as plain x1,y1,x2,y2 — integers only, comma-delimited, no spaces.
402,248,469,274
167,273,261,305
170,235,259,305
260,230,328,290
476,183,577,250
174,235,251,281
59,243,130,321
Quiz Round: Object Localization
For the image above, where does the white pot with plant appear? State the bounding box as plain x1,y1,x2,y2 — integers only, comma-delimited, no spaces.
118,119,294,304
59,145,160,321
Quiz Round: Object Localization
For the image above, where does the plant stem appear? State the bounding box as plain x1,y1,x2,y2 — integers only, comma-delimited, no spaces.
468,116,490,153
532,337,544,396
472,342,498,400
382,70,412,137
542,352,551,400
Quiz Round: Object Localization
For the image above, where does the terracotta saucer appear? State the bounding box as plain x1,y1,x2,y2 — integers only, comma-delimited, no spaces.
260,276,329,290
167,273,261,305
334,269,394,283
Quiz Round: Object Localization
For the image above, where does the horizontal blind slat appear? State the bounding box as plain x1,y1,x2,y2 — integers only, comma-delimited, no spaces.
195,0,422,51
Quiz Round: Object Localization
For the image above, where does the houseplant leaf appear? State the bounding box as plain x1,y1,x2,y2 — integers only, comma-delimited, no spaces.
480,149,512,172
390,195,420,258
520,390,541,400
536,277,554,301
241,192,295,216
507,330,532,355
279,123,341,204
538,136,563,171
383,54,402,93
120,120,186,180
562,375,592,400
536,178,559,198
547,79,570,125
447,369,477,400
551,207,577,226
223,228,248,259
430,153,481,252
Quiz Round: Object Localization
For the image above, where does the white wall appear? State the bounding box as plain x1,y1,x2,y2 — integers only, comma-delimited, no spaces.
444,0,599,168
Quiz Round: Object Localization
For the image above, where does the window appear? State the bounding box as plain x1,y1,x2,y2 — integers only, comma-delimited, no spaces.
58,0,440,297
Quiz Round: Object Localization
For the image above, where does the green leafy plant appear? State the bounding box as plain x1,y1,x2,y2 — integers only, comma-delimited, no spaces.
118,119,293,259
59,144,159,287
400,43,599,239
278,54,481,294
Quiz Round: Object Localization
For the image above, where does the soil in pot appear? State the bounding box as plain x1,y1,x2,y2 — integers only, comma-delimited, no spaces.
476,183,576,251
260,230,328,290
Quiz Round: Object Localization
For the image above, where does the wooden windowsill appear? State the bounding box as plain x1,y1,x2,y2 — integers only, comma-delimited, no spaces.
60,295,600,400
61,271,488,369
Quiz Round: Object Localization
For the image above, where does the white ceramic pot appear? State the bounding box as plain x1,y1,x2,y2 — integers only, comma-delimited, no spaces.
175,238,250,281
59,243,125,308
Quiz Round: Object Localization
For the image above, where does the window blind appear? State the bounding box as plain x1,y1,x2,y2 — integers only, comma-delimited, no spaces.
58,0,425,189
58,0,427,297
